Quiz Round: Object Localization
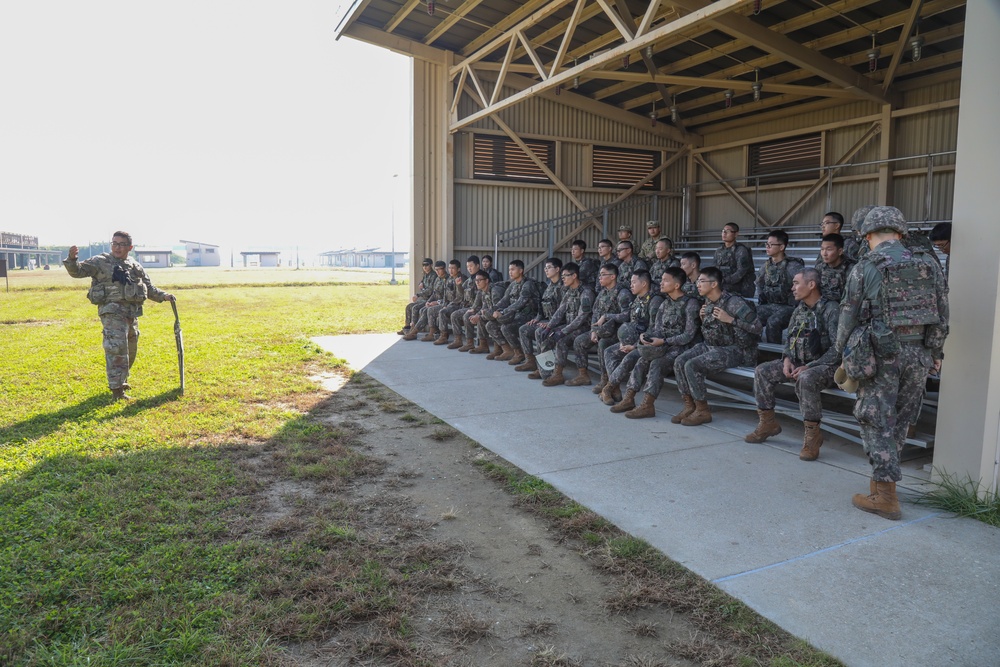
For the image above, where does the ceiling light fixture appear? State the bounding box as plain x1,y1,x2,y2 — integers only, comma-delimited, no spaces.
427,1,435,16
751,68,762,102
867,32,880,73
724,89,734,108
649,102,657,127
670,95,679,124
910,33,924,62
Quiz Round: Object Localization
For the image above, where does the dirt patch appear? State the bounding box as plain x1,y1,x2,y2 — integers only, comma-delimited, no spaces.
266,371,840,666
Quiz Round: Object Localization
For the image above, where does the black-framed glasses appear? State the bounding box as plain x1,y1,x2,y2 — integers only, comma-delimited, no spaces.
764,242,785,248
599,272,615,277
111,242,130,248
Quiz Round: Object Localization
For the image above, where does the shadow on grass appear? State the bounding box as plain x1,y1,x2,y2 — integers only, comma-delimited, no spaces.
0,388,183,447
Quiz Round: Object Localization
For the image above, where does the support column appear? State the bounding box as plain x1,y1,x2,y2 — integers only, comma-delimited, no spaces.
876,103,895,205
932,0,1000,496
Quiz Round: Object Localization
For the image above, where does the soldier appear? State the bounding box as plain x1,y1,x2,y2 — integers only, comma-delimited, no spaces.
486,260,538,361
814,211,860,265
572,239,600,291
568,262,622,388
599,270,654,406
466,270,498,354
614,240,648,301
616,223,634,249
672,266,762,426
648,238,680,321
680,251,702,298
481,254,504,284
431,260,468,345
929,222,952,279
837,206,948,520
595,239,615,288
536,263,594,386
755,230,804,343
448,256,482,350
404,261,448,339
611,267,700,419
714,222,755,298
62,231,175,401
399,257,434,335
817,233,854,302
745,268,841,460
515,258,564,373
638,220,664,263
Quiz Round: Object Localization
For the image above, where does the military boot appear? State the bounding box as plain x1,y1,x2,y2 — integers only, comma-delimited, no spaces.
625,394,656,419
447,334,464,350
515,354,537,372
420,327,438,342
599,382,621,406
111,387,132,402
610,388,637,413
592,372,608,395
486,343,504,360
527,368,543,380
671,395,696,424
681,400,712,426
469,340,490,354
433,330,450,345
403,330,420,341
496,344,515,361
397,326,409,336
542,365,565,386
799,420,824,461
852,481,902,520
566,368,591,386
507,350,525,366
744,409,782,443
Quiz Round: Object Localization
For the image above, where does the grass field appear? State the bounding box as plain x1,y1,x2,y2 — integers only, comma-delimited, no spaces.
0,272,408,664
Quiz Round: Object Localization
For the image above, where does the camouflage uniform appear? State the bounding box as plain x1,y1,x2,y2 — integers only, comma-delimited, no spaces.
537,285,594,366
755,256,805,343
519,278,564,354
486,267,504,284
452,273,481,338
714,242,755,298
837,237,949,482
63,252,171,390
638,237,662,263
487,278,539,350
814,235,861,268
413,272,447,331
473,285,500,345
816,258,855,303
647,255,681,321
577,257,601,293
626,294,700,399
604,292,654,387
436,273,468,333
753,297,840,421
615,256,649,296
674,293,762,401
404,269,435,327
572,285,623,371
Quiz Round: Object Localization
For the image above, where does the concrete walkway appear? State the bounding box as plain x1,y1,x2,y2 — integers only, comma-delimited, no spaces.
315,334,1000,667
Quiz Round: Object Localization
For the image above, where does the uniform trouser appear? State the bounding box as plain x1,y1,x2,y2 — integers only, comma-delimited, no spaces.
605,344,643,385
478,314,500,345
855,344,931,482
454,308,474,339
538,326,587,366
100,311,139,390
572,331,615,370
753,359,837,422
756,303,794,344
437,303,463,333
487,313,532,349
404,299,427,327
519,321,547,354
626,346,685,398
674,343,750,401
418,303,443,331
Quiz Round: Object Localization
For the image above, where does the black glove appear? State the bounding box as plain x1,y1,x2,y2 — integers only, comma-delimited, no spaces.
112,265,132,286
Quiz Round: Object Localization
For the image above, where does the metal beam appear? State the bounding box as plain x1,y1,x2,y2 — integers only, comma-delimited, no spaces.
882,0,924,91
345,22,449,63
596,0,635,41
549,0,588,78
694,155,772,227
460,0,553,56
423,0,487,45
585,70,862,99
384,0,422,33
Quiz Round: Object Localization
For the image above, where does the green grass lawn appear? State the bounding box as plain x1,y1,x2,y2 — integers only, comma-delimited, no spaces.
0,277,407,664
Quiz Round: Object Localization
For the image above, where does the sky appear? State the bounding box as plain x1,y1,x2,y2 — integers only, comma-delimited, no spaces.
0,1,412,259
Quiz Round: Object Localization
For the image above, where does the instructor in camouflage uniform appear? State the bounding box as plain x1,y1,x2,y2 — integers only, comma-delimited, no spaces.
837,206,949,520
63,232,175,401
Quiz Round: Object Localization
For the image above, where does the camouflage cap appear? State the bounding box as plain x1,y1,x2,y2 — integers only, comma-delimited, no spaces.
850,205,876,231
646,220,660,228
618,224,632,232
422,257,433,265
859,206,908,237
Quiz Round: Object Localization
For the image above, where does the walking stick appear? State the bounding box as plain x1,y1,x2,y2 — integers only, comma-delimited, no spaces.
171,300,185,395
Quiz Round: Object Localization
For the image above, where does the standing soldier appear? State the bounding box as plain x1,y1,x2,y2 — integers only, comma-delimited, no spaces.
745,268,841,460
515,258,564,372
63,231,175,401
837,206,949,520
755,230,804,343
638,220,664,263
714,222,756,298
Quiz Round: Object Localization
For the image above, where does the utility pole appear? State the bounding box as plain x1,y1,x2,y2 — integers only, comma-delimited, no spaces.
390,173,398,285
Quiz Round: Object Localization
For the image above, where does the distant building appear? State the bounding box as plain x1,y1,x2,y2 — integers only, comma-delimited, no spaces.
180,239,221,267
240,251,282,268
132,248,173,268
0,231,61,269
318,248,408,268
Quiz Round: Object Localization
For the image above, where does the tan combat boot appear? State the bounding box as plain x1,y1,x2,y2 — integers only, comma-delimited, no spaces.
433,330,450,345
671,395,696,424
469,340,490,354
111,387,132,401
447,334,464,350
515,354,537,372
852,481,902,520
527,368,543,380
610,388,637,413
626,394,656,419
592,372,608,395
420,326,439,342
744,409,782,443
799,420,824,461
403,330,420,341
542,365,566,386
508,350,525,366
496,344,515,361
397,326,409,336
599,382,621,406
486,343,504,360
681,400,712,426
566,368,591,386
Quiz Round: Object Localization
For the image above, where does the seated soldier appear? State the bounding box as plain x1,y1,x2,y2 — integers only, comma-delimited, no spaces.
404,261,447,340
929,222,951,278
714,222,755,298
817,233,854,302
568,262,622,387
614,241,648,301
755,230,804,343
534,262,594,386
599,270,655,406
466,270,498,354
486,259,538,361
745,268,841,460
432,260,468,344
572,239,600,291
639,220,665,263
610,267,700,419
449,256,481,350
482,254,504,284
673,266,762,426
595,238,616,287
399,257,434,335
515,258,564,372
679,251,701,298
814,211,860,265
